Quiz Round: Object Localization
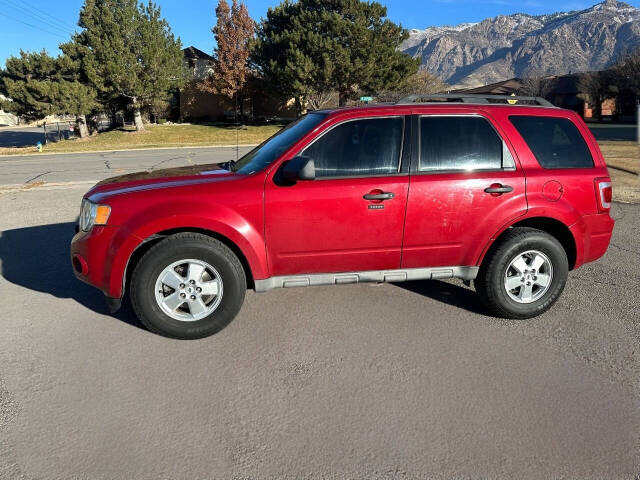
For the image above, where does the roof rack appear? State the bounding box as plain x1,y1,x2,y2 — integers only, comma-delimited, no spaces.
396,93,555,107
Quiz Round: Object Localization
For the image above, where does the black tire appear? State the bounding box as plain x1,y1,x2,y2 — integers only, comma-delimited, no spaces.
130,233,246,339
475,227,568,319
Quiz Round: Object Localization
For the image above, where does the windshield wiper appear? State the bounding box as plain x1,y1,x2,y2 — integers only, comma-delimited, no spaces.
219,159,236,172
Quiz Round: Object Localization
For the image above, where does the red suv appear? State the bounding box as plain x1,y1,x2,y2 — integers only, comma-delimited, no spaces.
71,95,614,339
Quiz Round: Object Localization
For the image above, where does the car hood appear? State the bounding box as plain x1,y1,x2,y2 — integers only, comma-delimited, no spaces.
86,163,237,201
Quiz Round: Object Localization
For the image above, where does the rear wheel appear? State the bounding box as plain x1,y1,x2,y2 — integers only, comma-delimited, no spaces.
130,233,246,339
475,227,568,319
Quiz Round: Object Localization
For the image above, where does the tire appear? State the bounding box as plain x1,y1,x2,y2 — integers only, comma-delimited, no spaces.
475,227,568,319
130,233,246,339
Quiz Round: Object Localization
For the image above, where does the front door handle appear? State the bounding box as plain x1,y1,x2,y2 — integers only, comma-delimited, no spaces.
484,184,513,195
363,192,395,201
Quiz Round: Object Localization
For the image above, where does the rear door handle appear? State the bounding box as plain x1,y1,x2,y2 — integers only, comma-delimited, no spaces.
484,184,513,195
363,192,395,201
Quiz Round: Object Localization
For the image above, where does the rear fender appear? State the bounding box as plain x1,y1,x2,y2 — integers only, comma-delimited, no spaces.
475,196,584,269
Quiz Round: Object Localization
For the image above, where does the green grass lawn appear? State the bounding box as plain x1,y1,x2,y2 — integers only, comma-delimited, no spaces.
0,123,283,155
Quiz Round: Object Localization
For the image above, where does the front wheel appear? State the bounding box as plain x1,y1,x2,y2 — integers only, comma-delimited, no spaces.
130,233,246,339
475,227,568,319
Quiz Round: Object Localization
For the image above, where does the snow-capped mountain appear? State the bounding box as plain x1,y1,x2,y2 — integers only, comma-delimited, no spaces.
400,0,640,88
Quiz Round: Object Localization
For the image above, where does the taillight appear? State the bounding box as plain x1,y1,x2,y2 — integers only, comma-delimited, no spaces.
594,178,612,212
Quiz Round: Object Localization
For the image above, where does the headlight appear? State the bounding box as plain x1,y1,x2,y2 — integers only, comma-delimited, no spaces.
79,199,111,232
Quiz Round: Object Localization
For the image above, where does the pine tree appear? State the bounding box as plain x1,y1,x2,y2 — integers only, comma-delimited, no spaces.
251,0,419,108
52,81,98,138
0,50,59,122
0,50,98,137
63,0,187,131
202,0,254,111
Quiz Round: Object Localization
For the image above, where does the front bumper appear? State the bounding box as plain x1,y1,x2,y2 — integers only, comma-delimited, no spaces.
71,225,119,296
70,221,139,305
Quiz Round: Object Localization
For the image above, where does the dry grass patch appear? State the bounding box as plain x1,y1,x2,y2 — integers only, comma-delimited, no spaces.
598,141,639,174
598,141,640,203
0,123,282,155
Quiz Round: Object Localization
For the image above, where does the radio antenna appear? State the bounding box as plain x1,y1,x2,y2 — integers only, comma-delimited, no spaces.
235,94,239,163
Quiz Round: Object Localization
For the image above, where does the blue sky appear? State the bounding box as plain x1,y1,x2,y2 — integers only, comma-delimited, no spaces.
1,0,638,68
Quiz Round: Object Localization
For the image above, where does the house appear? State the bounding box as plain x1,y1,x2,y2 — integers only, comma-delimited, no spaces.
456,74,637,121
454,78,523,96
179,45,233,121
0,94,18,126
179,46,296,123
182,46,214,80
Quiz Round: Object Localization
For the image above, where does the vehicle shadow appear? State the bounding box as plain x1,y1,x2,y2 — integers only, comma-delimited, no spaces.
0,221,489,326
0,222,144,330
0,130,45,148
0,129,71,148
394,279,489,315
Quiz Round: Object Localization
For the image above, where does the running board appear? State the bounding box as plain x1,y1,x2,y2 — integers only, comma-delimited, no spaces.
254,266,479,293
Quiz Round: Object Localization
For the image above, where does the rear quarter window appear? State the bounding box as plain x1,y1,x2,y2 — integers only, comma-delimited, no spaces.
509,116,594,169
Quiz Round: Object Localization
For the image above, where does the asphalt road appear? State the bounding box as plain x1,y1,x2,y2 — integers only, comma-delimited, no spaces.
0,121,636,184
0,183,638,478
588,123,637,141
0,146,253,186
0,121,636,188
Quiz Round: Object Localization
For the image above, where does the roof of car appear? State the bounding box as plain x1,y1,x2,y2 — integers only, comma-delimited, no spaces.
312,94,560,116
313,102,562,117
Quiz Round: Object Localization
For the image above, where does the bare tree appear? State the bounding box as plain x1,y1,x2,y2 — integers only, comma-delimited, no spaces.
518,75,556,98
578,71,609,120
375,70,449,103
612,48,640,95
201,0,254,117
306,91,338,110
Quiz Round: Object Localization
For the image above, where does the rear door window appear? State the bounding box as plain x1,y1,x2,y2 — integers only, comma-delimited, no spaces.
419,116,514,172
509,116,594,169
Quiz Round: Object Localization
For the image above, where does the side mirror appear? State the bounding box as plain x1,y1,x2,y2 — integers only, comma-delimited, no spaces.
282,156,316,182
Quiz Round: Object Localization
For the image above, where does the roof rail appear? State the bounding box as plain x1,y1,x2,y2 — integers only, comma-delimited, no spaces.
396,93,555,107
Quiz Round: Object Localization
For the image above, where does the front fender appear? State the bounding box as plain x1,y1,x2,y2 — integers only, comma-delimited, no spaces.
106,200,267,298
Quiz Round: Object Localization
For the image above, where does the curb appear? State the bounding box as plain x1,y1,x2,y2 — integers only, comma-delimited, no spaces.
0,144,258,159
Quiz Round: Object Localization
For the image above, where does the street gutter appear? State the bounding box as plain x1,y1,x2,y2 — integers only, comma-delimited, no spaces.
0,181,98,193
0,143,259,159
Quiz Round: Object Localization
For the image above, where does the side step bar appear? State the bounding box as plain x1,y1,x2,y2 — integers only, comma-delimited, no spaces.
254,266,479,293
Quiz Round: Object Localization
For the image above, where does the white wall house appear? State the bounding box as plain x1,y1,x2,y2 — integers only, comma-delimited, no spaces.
0,94,18,126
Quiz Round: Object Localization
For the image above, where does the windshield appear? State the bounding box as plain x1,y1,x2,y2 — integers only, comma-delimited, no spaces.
234,113,328,175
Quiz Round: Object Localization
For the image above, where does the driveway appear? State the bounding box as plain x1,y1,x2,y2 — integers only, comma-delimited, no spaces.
0,183,638,478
